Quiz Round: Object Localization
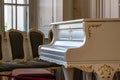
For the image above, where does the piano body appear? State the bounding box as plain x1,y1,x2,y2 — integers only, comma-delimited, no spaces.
39,18,120,80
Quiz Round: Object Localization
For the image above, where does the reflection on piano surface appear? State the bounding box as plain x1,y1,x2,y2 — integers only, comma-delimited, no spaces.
39,18,120,80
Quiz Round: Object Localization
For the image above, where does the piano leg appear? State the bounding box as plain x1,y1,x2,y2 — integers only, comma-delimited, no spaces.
62,66,74,80
62,65,116,80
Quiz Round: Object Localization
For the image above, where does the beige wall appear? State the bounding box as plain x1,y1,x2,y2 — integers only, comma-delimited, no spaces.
63,0,73,20
38,0,73,37
37,0,120,37
53,0,73,21
73,0,119,19
38,0,53,38
29,0,39,29
73,0,90,19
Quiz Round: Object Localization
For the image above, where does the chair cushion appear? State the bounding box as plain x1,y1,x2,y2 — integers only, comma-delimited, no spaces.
26,60,60,68
12,68,55,80
0,62,31,72
0,60,60,72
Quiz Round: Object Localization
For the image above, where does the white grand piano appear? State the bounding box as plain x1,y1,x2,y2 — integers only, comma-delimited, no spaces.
39,18,120,80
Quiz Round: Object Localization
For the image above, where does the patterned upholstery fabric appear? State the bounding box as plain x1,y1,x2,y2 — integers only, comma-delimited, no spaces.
29,30,44,59
9,31,24,60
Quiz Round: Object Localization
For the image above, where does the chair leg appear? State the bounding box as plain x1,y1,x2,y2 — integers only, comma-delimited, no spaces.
1,72,11,80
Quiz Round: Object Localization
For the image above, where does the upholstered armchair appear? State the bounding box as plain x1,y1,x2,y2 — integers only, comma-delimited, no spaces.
0,31,28,71
27,29,60,68
28,29,45,61
7,29,27,63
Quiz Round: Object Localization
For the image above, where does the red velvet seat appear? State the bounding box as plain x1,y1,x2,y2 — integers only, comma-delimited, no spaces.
12,68,55,80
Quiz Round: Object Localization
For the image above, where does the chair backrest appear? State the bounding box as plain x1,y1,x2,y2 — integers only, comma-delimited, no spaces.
7,29,26,62
28,29,45,60
48,29,53,43
0,32,4,63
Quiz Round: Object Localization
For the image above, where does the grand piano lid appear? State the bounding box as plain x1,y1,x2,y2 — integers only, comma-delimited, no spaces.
51,18,120,25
